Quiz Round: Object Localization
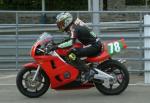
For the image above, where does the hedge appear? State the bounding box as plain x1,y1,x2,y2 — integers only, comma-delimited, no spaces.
0,0,88,10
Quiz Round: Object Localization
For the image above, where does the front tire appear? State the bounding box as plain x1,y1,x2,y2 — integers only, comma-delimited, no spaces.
94,59,129,95
16,68,50,98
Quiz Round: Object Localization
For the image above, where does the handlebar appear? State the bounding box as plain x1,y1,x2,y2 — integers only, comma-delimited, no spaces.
37,48,45,53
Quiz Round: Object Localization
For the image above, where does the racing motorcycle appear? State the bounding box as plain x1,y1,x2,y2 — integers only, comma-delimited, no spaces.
16,32,129,98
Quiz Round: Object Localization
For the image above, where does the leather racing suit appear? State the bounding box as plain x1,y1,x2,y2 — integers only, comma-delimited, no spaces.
57,18,102,72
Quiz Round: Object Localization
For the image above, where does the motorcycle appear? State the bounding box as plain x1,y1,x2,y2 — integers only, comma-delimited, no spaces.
16,32,129,98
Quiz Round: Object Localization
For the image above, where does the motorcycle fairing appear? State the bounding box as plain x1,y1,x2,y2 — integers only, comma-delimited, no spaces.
42,60,79,89
28,55,79,89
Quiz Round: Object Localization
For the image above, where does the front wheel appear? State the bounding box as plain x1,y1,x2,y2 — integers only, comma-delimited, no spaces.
16,68,50,98
94,59,129,95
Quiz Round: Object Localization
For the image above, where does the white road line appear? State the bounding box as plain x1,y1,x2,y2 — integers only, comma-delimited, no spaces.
0,75,16,79
0,84,16,86
0,83,149,86
0,75,150,86
129,83,150,86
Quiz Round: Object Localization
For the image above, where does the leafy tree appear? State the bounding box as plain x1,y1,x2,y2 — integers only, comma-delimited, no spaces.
0,0,87,10
126,0,145,5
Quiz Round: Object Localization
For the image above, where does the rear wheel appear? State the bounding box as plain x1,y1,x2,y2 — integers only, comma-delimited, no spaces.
16,68,50,98
94,59,129,95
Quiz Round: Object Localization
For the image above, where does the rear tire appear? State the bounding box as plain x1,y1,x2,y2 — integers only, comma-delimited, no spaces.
94,59,129,95
16,68,50,98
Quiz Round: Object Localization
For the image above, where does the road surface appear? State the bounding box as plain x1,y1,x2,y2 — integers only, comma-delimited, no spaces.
0,71,149,103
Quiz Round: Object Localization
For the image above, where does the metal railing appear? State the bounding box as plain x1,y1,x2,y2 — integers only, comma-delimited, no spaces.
0,11,150,73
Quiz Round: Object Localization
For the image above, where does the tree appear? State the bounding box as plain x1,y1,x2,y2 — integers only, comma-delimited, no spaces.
0,0,88,10
126,0,145,5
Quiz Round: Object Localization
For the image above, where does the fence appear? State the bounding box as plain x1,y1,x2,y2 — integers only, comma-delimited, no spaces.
0,11,150,75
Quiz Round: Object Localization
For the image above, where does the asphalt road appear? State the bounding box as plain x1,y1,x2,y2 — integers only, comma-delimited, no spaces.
0,85,150,103
0,71,150,103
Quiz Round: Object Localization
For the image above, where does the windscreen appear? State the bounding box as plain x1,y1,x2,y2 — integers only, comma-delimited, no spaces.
37,32,53,43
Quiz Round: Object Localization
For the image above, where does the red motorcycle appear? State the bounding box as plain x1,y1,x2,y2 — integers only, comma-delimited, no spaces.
16,32,129,98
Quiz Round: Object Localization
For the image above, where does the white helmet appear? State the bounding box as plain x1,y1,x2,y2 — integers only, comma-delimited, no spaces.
56,12,73,31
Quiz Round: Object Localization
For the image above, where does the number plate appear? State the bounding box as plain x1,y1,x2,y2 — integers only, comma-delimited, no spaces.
107,41,123,55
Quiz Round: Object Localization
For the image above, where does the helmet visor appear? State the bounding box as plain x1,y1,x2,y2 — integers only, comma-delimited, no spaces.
56,20,65,31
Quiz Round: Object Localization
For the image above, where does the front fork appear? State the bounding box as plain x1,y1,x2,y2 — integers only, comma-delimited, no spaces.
32,64,40,81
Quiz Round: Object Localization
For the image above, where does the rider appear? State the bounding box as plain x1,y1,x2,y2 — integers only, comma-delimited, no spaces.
49,12,102,82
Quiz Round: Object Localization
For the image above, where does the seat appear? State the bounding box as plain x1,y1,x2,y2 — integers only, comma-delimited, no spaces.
86,51,110,62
